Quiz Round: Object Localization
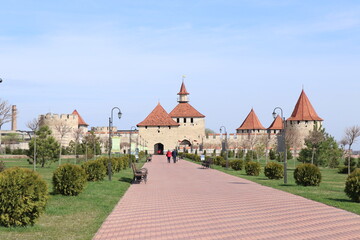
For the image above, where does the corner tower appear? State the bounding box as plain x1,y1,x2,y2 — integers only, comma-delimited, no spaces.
286,90,323,147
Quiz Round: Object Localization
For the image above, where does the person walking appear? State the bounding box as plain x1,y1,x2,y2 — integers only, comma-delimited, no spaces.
166,150,172,163
172,149,177,163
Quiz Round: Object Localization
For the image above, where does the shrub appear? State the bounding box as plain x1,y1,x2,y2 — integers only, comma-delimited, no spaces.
245,161,261,176
264,162,284,180
229,159,243,171
269,149,276,160
0,167,48,227
82,160,106,181
0,161,5,172
345,169,360,202
338,166,357,174
214,156,224,165
294,163,321,186
52,164,87,196
245,150,254,162
96,156,117,175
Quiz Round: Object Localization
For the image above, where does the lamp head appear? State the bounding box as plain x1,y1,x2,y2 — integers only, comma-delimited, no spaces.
272,111,276,119
0,78,2,83
117,111,122,119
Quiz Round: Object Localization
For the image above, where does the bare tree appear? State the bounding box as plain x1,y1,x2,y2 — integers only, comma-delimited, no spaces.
286,128,302,159
344,125,360,174
258,135,271,163
72,128,83,163
339,137,349,162
26,118,40,171
305,126,325,164
0,99,12,154
54,122,72,165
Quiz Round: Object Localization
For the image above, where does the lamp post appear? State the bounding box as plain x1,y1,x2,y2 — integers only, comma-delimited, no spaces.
129,126,136,167
220,126,228,169
272,107,287,184
108,107,122,181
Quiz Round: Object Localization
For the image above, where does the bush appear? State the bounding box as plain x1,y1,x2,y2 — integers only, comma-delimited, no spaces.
0,161,5,172
245,161,261,176
344,169,360,202
245,150,254,162
229,159,244,171
0,167,48,227
82,160,106,181
264,162,284,180
52,164,87,196
214,156,224,166
96,156,117,175
338,166,357,174
294,163,321,186
269,149,276,160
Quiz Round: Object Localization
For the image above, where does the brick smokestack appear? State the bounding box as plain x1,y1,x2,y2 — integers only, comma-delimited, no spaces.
11,105,17,131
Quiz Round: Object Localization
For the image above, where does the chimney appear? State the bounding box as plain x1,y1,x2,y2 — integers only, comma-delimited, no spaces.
12,105,17,131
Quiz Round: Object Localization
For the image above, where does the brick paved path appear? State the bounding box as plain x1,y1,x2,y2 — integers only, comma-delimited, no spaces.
93,156,360,240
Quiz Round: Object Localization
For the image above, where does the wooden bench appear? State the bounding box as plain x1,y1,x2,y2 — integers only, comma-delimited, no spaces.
201,158,213,169
131,163,148,184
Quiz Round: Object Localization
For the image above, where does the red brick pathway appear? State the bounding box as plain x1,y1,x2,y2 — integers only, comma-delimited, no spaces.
93,156,360,240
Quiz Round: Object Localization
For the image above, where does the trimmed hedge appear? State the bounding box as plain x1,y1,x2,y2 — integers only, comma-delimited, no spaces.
82,160,106,181
245,161,261,176
52,164,87,196
264,162,284,180
294,163,321,186
344,169,360,202
230,159,244,171
0,167,48,227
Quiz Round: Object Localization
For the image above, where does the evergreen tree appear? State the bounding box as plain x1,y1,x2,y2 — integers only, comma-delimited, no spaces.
27,126,60,167
269,149,276,160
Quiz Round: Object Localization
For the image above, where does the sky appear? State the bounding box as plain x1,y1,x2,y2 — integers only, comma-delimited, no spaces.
1,0,360,149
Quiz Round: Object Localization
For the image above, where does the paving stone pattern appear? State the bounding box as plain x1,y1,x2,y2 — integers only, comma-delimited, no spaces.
93,155,360,240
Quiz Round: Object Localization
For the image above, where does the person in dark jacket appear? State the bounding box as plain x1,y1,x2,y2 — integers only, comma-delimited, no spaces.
172,149,177,163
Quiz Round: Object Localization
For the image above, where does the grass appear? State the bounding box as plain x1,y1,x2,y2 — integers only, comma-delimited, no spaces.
190,157,360,215
0,157,143,240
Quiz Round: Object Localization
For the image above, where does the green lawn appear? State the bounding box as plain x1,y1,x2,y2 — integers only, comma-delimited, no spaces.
191,158,360,215
0,157,141,240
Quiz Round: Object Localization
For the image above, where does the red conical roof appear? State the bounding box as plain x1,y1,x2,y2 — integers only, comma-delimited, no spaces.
72,110,88,126
237,109,266,130
169,103,205,118
287,90,323,121
268,115,283,130
137,103,180,127
177,81,189,95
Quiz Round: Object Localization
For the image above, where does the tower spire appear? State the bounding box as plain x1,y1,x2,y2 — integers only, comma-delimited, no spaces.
177,78,189,103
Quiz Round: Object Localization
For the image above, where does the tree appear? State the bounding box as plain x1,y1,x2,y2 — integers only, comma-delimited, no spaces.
305,125,325,164
0,99,12,154
54,121,71,165
26,118,40,171
72,128,83,162
81,131,101,160
286,128,302,158
27,126,60,167
298,131,342,167
205,128,215,137
344,125,360,174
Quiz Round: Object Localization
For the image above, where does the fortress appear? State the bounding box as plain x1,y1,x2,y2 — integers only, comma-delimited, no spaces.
38,81,323,156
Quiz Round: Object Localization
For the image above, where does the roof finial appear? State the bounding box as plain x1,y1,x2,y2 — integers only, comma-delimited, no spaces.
302,84,304,91
182,75,186,82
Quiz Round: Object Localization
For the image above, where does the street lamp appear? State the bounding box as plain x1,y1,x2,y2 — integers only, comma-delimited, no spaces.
129,126,137,167
220,126,228,169
272,107,287,184
108,107,122,181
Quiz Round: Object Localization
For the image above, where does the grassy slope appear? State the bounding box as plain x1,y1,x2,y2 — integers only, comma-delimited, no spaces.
0,158,137,240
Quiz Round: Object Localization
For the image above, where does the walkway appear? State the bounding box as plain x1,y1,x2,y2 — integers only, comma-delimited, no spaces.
93,156,360,240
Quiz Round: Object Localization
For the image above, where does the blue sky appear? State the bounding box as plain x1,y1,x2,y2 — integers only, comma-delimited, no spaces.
1,0,360,149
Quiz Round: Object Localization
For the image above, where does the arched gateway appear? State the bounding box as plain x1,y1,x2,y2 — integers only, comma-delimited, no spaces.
154,143,164,155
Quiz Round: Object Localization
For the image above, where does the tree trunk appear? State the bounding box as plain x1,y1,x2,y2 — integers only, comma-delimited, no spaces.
59,142,62,166
348,145,352,175
311,148,316,164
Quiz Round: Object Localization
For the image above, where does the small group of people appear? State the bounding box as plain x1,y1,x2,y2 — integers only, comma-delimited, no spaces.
166,149,178,163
